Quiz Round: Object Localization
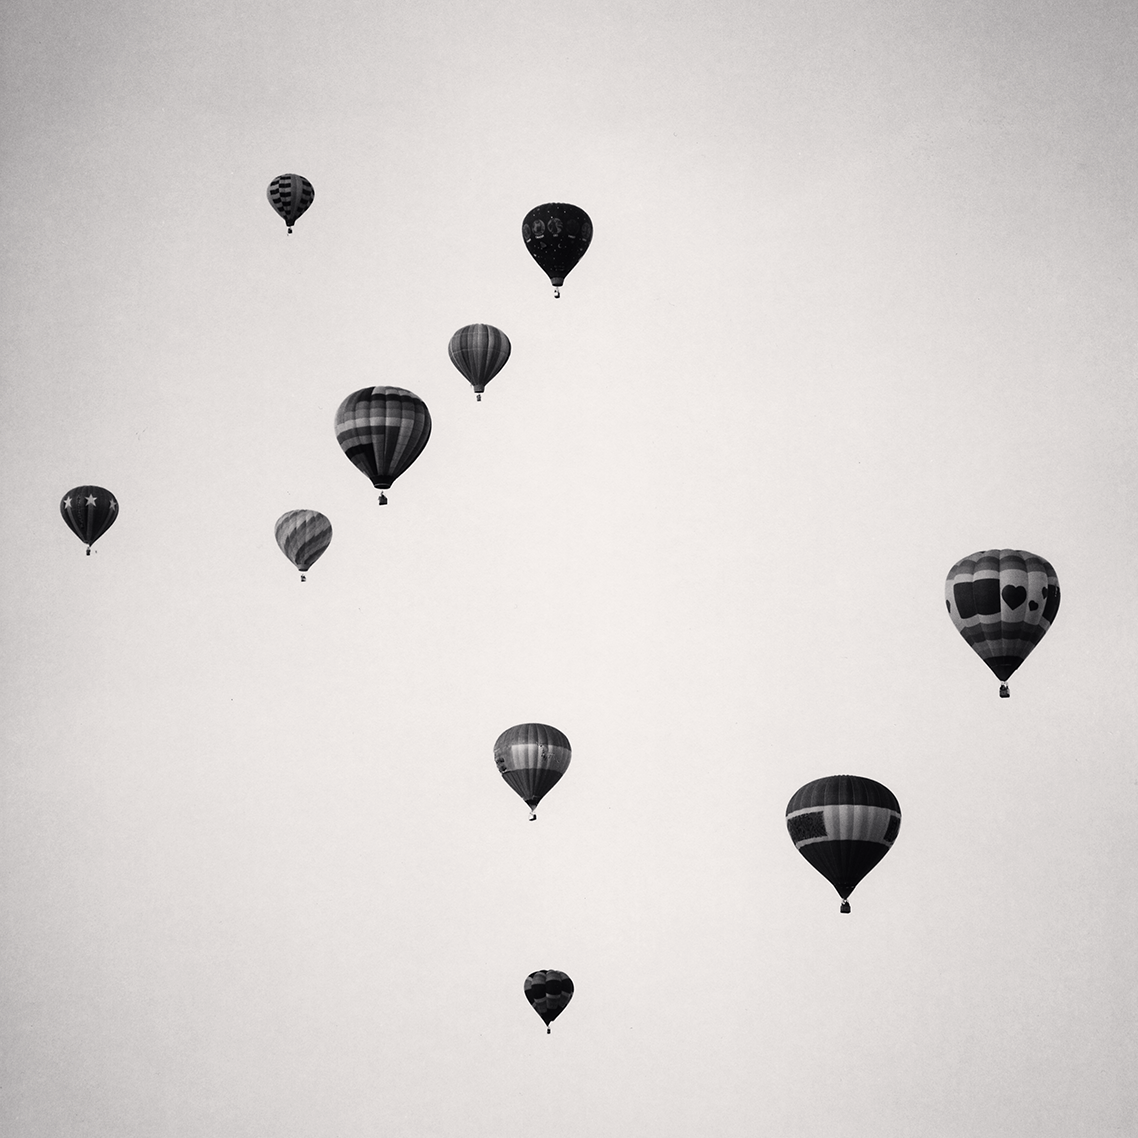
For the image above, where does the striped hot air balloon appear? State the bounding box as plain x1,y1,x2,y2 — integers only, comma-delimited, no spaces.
448,324,511,401
266,173,314,234
786,776,901,913
60,486,118,555
945,549,1060,698
494,723,571,820
522,203,592,298
334,387,432,506
274,510,332,581
524,970,574,1034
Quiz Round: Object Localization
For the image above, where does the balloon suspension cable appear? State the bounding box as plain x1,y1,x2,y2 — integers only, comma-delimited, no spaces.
999,684,1010,698
378,492,388,506
840,901,851,914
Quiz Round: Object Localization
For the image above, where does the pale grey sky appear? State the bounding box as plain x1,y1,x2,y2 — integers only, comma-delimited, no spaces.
2,1,1137,1135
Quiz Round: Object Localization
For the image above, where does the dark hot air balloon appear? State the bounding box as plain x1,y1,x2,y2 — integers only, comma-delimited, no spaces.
274,510,332,581
786,775,901,913
522,203,592,297
334,387,431,505
524,970,574,1034
60,486,118,555
267,174,314,234
945,549,1060,697
494,723,571,820
448,324,511,401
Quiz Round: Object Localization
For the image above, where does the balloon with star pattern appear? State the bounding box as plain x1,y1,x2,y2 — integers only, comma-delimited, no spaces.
60,486,118,555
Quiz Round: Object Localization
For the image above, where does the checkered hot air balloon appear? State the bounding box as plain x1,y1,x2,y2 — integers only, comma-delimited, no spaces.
945,549,1060,698
274,510,332,582
60,486,118,555
334,387,432,506
786,776,901,914
266,173,314,234
493,723,571,821
448,324,511,401
524,970,574,1034
522,203,592,298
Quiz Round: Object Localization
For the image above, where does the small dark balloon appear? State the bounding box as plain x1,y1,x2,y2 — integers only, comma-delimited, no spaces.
524,970,574,1031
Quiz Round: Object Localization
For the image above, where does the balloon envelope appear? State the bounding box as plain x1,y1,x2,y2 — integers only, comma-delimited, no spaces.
493,723,571,817
267,173,314,233
945,549,1060,690
786,775,901,912
274,510,332,575
524,970,574,1032
448,324,511,399
522,203,592,295
334,387,432,499
60,486,118,553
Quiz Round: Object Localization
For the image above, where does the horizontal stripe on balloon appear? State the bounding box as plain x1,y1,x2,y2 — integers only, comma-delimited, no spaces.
786,804,901,848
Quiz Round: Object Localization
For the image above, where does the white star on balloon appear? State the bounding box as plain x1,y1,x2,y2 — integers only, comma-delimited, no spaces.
86,495,96,506
63,497,72,508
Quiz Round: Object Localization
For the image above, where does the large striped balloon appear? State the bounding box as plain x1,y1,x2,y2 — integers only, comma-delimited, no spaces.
274,510,332,581
786,775,901,913
522,203,592,297
493,723,571,820
524,970,574,1034
945,549,1060,697
266,173,314,234
60,486,118,555
334,387,432,505
448,324,511,401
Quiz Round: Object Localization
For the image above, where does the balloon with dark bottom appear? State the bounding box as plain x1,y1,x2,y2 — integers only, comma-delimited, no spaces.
786,775,901,913
522,203,592,297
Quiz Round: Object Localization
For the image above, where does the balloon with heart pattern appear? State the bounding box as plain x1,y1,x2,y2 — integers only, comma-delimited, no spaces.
945,549,1060,697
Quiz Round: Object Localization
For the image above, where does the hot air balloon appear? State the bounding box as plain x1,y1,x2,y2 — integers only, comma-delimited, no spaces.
494,723,571,820
786,775,901,913
274,510,332,581
524,970,573,1034
334,387,431,505
448,324,511,401
60,486,118,555
522,203,592,298
267,173,314,234
945,549,1060,698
